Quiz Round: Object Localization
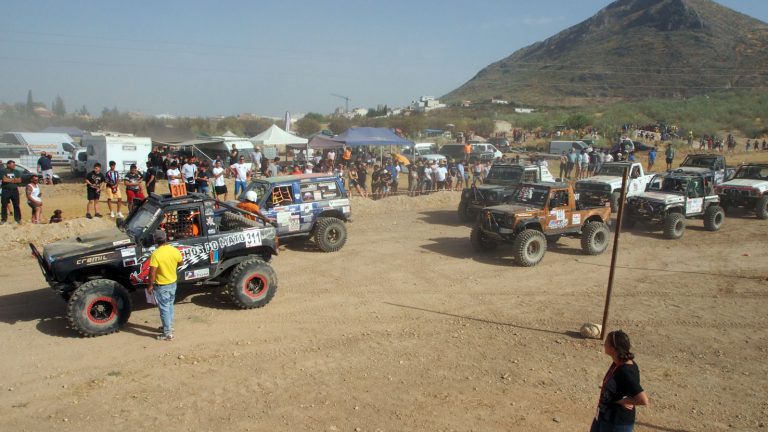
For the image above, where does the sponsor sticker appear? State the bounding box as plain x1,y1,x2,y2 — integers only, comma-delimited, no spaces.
113,239,131,246
120,247,136,258
75,253,111,266
184,268,210,280
572,214,581,225
244,229,262,247
289,215,300,232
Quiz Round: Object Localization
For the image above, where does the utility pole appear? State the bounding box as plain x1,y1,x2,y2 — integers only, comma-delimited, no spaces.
331,93,350,113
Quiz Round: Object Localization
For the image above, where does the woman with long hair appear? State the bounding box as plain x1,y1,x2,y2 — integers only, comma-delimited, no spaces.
591,330,649,432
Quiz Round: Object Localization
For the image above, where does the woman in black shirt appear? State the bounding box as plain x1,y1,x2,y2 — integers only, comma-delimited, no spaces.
592,330,649,432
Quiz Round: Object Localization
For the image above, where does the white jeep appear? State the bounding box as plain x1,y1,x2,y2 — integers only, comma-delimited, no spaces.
625,170,725,240
575,162,654,211
715,164,768,219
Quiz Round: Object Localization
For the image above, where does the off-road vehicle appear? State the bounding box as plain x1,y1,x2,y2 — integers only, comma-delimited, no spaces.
458,163,554,222
715,163,768,219
240,173,350,252
625,169,724,239
472,182,612,267
30,192,279,337
679,153,734,184
575,162,653,212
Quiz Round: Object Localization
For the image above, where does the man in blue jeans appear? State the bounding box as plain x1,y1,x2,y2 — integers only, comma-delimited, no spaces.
230,155,251,197
147,229,183,341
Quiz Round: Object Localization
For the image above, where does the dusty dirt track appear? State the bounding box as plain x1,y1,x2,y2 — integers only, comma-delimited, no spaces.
1,176,767,432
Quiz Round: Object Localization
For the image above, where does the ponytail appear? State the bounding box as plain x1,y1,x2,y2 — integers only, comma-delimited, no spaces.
609,330,635,361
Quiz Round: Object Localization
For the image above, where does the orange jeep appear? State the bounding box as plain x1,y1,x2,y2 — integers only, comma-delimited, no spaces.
472,182,612,266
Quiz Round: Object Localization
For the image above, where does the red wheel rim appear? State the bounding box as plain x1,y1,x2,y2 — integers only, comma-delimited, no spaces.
243,275,268,299
86,296,117,324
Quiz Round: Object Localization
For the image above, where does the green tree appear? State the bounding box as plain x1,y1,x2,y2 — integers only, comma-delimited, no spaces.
52,95,66,116
296,117,321,136
328,117,352,135
564,113,590,130
304,112,325,122
78,105,90,116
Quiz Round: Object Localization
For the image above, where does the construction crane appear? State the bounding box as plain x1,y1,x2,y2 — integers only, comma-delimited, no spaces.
331,93,350,113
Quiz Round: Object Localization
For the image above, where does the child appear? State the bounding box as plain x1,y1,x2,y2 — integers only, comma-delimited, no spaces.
49,209,63,223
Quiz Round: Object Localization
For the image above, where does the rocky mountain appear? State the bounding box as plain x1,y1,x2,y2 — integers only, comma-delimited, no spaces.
444,0,768,105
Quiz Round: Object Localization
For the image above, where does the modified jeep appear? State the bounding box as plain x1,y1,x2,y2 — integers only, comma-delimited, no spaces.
715,163,768,219
575,162,654,212
458,163,554,222
240,173,350,252
625,169,724,239
679,153,734,184
472,182,612,267
30,192,279,337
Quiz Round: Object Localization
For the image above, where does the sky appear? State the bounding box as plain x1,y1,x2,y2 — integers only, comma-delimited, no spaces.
1,0,766,117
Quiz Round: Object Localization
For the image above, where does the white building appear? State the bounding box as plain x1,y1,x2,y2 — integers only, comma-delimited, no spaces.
514,108,536,114
410,96,446,112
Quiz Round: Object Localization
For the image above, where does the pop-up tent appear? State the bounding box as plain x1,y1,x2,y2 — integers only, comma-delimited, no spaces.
331,127,412,147
250,124,308,146
307,134,344,150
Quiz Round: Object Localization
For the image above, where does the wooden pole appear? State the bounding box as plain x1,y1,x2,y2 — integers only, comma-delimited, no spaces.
600,166,630,340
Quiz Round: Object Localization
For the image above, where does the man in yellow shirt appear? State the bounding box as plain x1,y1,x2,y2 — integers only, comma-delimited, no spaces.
147,229,183,341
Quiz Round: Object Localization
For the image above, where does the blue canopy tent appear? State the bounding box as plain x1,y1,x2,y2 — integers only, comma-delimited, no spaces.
332,127,413,164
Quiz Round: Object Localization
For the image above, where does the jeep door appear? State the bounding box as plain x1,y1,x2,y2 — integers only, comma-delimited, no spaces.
263,184,301,236
544,189,573,232
684,178,706,215
158,203,215,283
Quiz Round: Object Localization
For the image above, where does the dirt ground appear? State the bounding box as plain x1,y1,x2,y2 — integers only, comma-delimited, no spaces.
1,152,767,431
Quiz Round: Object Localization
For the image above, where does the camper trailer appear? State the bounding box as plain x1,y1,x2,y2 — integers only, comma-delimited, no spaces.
0,132,79,164
82,132,152,174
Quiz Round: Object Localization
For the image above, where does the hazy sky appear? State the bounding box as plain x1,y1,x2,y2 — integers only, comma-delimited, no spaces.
1,0,766,117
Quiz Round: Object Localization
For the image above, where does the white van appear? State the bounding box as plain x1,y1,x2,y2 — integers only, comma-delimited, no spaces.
548,140,588,155
70,148,88,175
82,132,152,174
0,132,79,164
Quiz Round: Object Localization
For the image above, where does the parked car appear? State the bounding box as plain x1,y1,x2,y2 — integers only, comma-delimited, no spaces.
15,162,62,185
575,162,654,211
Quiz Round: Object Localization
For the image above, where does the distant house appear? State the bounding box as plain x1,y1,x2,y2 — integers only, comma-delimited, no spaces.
33,106,54,118
461,100,472,107
411,96,446,112
491,98,510,105
514,108,535,114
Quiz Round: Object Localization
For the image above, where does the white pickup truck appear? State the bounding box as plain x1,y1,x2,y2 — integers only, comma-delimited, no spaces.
575,162,654,211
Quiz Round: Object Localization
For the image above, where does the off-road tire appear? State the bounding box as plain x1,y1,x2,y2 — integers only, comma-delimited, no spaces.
221,211,261,230
458,201,472,223
66,279,132,337
512,229,547,267
703,205,725,231
581,221,610,255
228,258,278,309
470,225,497,252
610,191,622,213
663,212,685,240
755,196,768,220
314,217,347,252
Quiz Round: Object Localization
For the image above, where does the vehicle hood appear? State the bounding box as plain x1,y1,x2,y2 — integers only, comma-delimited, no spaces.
577,176,621,188
485,203,540,216
44,228,132,260
720,179,768,191
630,191,684,205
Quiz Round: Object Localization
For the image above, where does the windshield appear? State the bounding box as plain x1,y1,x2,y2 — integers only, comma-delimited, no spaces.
660,177,688,194
597,164,629,177
733,166,768,180
508,185,549,208
485,166,522,184
682,156,717,168
125,202,160,237
241,181,271,202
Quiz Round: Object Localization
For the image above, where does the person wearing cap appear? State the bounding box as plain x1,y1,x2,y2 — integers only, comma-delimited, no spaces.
304,162,314,174
0,160,24,224
147,229,183,341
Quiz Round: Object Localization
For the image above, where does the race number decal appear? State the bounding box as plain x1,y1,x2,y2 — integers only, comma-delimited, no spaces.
244,229,262,247
572,214,581,225
687,198,703,215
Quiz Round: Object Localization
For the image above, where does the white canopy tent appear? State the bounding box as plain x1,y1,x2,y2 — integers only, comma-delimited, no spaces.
250,124,308,146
